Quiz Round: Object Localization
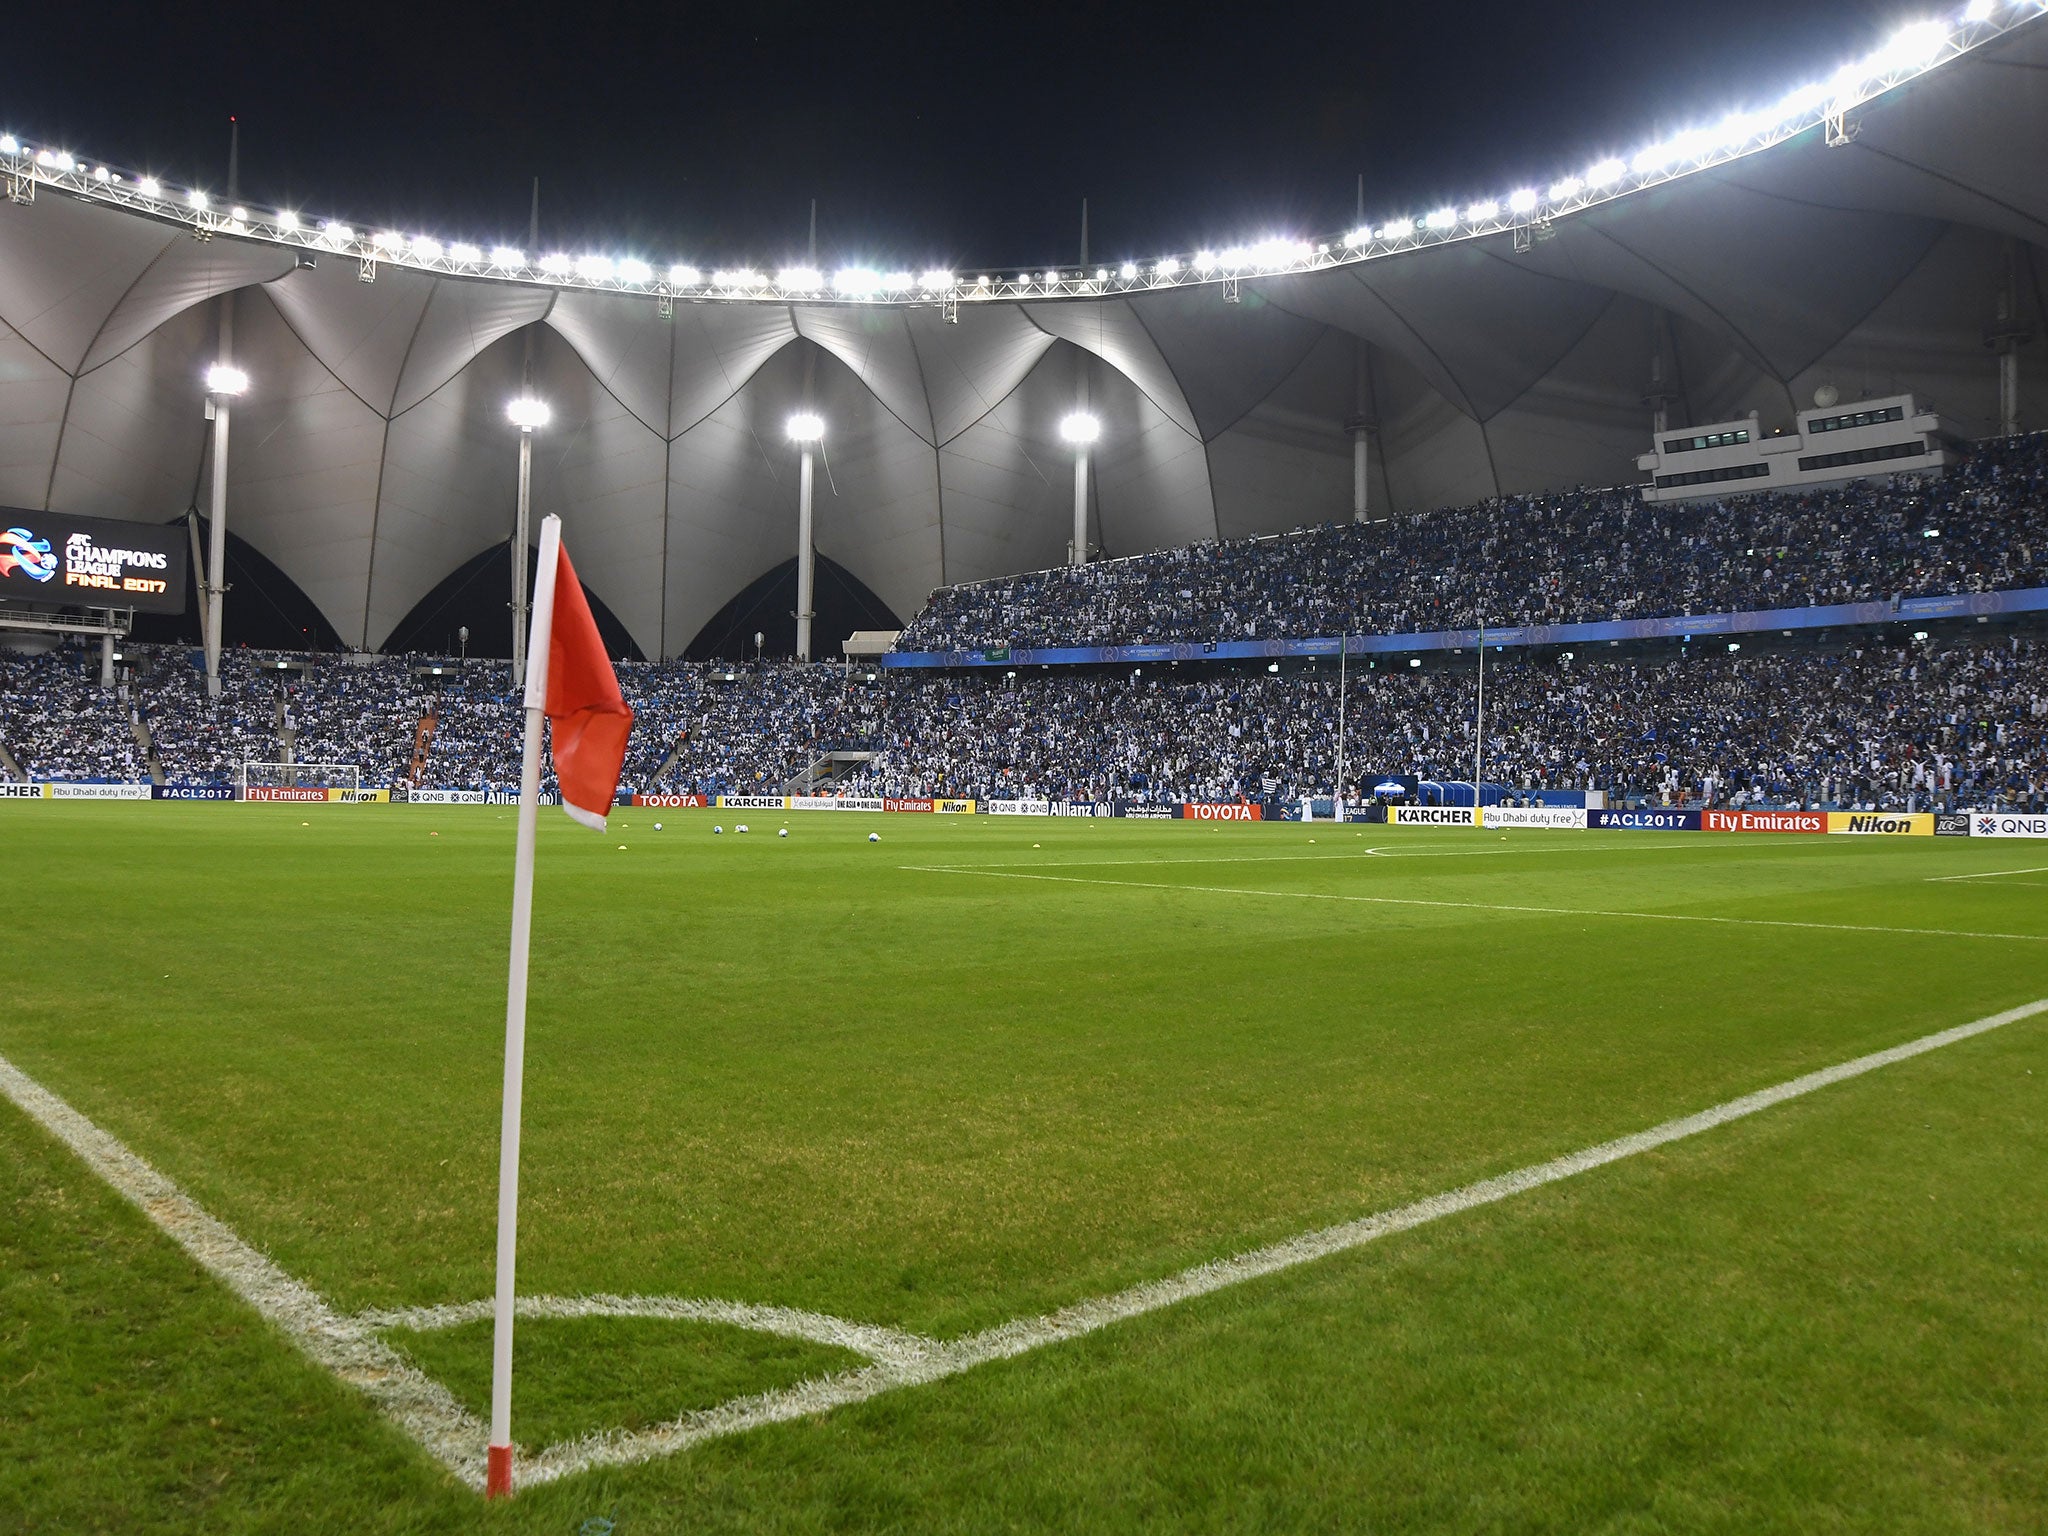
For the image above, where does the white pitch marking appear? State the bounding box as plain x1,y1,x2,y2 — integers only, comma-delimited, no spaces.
357,1293,934,1370
906,865,2048,943
509,996,2048,1487
0,1052,492,1487
1926,864,2048,883
912,841,1707,872
10,996,2048,1492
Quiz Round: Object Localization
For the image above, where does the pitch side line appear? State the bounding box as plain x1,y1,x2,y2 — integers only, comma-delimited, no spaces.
904,865,2048,943
1926,864,2048,883
7,996,2048,1490
910,841,1706,871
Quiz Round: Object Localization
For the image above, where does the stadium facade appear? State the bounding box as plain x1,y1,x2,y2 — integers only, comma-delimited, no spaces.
0,11,2044,661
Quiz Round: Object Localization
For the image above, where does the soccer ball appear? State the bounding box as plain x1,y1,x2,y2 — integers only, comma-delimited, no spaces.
868,832,880,842
778,827,788,838
713,825,723,834
737,824,749,833
653,822,663,831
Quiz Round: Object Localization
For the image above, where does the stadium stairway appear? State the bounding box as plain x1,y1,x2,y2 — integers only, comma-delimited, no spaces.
130,718,164,787
407,709,437,784
784,750,877,794
0,741,23,781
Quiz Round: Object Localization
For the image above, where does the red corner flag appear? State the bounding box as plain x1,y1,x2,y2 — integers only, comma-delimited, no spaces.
543,541,633,831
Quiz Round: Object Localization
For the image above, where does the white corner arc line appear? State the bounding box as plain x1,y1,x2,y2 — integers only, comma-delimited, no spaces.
5,995,2046,1491
906,865,2048,943
0,1054,492,1486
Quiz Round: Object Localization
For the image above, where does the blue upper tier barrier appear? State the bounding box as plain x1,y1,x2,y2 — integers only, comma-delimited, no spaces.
882,586,2048,669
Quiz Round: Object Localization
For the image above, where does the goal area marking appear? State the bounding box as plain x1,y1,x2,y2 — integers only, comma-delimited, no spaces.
2,997,2042,1493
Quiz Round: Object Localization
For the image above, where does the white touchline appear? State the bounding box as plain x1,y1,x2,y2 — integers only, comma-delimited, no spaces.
907,865,2048,943
912,841,1706,871
1926,865,2048,883
4,993,2046,1491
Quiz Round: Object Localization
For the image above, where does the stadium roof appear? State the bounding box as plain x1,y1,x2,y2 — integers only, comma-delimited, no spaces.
2,8,2045,658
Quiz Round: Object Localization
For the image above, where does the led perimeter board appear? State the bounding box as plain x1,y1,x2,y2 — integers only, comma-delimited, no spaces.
0,509,188,614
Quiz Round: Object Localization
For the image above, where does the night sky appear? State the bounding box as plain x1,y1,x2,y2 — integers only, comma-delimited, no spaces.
10,1,1923,273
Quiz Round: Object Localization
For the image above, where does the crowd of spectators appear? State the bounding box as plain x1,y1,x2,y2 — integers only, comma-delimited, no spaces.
896,435,2048,652
1,636,2040,812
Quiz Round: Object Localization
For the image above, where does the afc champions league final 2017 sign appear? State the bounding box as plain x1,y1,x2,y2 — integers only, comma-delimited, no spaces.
0,509,188,614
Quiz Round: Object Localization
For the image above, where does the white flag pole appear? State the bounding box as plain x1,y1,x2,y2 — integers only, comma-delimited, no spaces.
486,513,562,1500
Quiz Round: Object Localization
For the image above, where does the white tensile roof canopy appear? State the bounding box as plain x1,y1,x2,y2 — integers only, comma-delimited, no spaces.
1,13,2044,658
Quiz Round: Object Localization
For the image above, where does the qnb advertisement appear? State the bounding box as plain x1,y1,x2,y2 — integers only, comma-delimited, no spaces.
0,509,187,613
1974,811,2048,839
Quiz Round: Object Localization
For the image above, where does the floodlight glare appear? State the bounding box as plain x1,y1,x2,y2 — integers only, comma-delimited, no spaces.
205,364,249,397
1549,176,1583,200
669,262,701,284
834,267,881,296
1964,0,1993,17
539,253,573,274
576,254,614,281
1379,218,1415,239
1464,200,1498,221
1156,256,1180,275
506,397,551,431
231,206,249,222
276,209,299,230
1346,228,1372,248
1879,20,1949,71
1193,250,1216,271
617,257,652,283
137,175,161,196
93,165,111,183
491,245,525,267
1060,413,1100,444
1588,157,1627,186
412,235,443,258
188,189,210,209
921,269,955,290
1424,208,1457,230
777,267,823,291
1507,188,1538,214
884,271,915,290
448,242,482,264
1119,260,1139,279
0,135,16,154
786,413,825,443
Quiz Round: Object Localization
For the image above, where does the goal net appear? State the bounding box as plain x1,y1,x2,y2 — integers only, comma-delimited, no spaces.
237,761,360,792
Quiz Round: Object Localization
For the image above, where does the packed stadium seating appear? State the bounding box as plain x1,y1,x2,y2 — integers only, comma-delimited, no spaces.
895,435,2048,652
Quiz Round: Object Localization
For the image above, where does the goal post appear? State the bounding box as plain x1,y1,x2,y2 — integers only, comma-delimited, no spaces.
236,761,360,792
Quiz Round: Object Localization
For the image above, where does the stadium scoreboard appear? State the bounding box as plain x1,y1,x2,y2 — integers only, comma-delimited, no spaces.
0,508,188,614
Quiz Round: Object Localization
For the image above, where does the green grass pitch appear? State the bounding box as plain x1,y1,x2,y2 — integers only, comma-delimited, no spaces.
3,801,2046,1532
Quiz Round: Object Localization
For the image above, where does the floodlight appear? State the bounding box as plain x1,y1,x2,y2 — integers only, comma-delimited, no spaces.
539,253,573,275
93,165,111,183
1964,0,1994,17
1094,267,1108,281
1041,271,1059,284
276,209,299,230
1409,658,1421,668
1548,177,1583,200
1248,237,1309,266
506,397,551,431
205,364,249,396
137,175,161,196
448,242,482,264
576,254,614,281
324,222,355,244
883,271,915,290
1379,218,1414,240
370,229,404,250
669,262,701,284
713,269,760,287
777,266,823,290
786,413,825,443
834,267,881,296
1588,158,1627,186
617,257,652,283
189,188,210,209
1507,188,1538,214
921,269,955,290
412,235,442,258
1424,208,1456,230
1464,200,1498,221
1156,256,1180,275
1345,228,1371,248
1878,20,1949,71
1193,250,1216,271
1119,261,1138,279
231,206,249,222
1060,413,1100,445
1913,629,1930,641
491,245,525,267
0,135,16,154
37,149,73,170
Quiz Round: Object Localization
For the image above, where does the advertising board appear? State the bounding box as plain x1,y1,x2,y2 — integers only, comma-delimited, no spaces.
717,795,788,810
331,789,390,803
1117,803,1178,819
788,796,884,811
409,789,488,805
46,782,152,800
933,798,977,814
1703,809,1826,834
0,508,188,613
986,799,1052,815
1934,812,1972,837
245,786,331,803
1481,806,1587,830
1972,812,2048,838
0,783,44,798
884,797,934,813
1589,808,1702,831
1825,811,1932,836
1180,802,1263,821
1389,805,1477,827
154,785,235,800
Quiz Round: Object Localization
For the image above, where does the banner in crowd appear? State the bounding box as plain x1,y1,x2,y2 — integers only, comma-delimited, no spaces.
986,799,1053,815
1973,812,2048,838
1826,811,1932,836
883,587,2048,670
933,798,977,814
1389,805,1478,827
1180,802,1263,821
1481,806,1587,830
1703,809,1826,834
153,784,235,801
1589,808,1702,831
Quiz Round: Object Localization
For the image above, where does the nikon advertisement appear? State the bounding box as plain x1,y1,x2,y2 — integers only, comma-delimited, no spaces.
0,509,188,614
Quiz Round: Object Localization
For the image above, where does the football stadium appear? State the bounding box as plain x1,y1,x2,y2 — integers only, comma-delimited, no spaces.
4,7,2048,1532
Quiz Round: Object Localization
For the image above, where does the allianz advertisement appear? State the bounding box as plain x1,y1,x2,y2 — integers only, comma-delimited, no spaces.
0,509,188,614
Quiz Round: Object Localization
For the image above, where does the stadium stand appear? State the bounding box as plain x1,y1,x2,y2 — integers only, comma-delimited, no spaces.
895,436,2048,652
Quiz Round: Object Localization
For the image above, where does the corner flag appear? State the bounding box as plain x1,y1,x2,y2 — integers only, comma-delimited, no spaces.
486,514,632,1498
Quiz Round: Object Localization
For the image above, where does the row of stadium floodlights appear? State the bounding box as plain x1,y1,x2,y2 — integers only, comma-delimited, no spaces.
1,4,2038,303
